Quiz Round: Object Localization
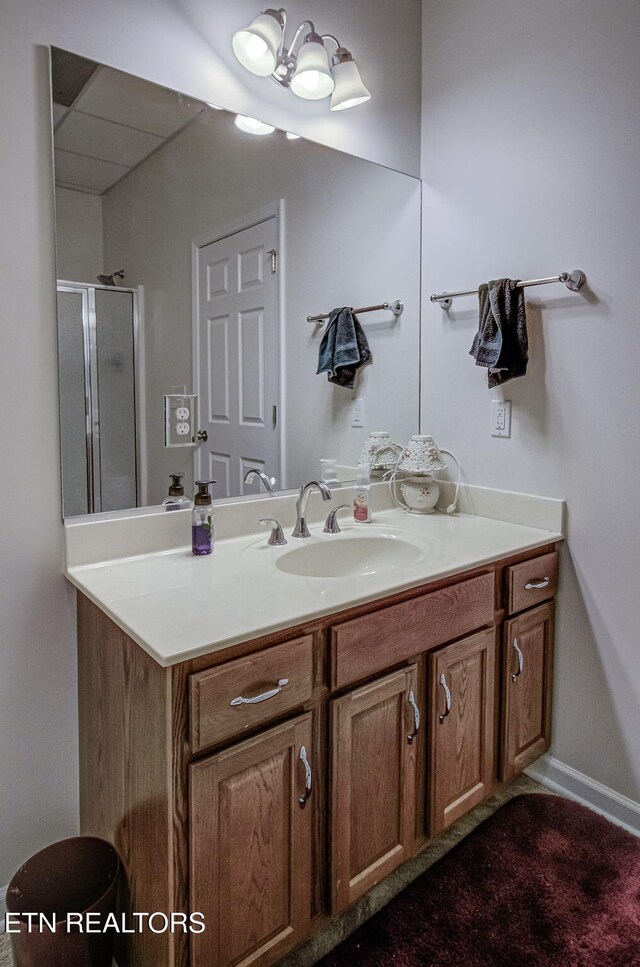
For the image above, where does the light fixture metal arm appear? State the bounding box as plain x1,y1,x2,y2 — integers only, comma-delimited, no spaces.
285,19,316,58
321,34,341,51
276,7,287,56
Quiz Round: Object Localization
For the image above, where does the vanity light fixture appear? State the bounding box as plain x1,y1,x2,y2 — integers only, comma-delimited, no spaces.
231,9,370,111
234,114,276,135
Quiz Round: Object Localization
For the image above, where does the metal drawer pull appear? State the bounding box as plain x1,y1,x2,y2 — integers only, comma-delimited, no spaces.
407,690,420,743
229,678,289,706
299,745,312,808
512,638,524,683
524,576,550,590
438,674,451,723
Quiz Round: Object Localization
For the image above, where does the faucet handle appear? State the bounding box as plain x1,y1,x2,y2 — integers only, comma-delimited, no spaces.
260,518,287,546
323,504,350,535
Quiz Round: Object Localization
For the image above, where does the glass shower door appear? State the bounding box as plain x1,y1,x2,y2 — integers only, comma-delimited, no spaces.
57,283,139,515
94,288,137,511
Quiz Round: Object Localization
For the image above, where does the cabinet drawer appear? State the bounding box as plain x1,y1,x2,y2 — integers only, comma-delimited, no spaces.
506,551,558,615
190,635,314,753
331,571,495,689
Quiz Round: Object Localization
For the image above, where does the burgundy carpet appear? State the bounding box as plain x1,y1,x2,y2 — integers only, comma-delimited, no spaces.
318,794,640,967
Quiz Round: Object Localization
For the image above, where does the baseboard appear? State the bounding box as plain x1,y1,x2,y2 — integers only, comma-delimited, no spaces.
0,884,6,932
525,755,640,837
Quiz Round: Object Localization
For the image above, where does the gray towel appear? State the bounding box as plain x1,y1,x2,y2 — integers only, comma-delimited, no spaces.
470,279,528,387
316,307,372,390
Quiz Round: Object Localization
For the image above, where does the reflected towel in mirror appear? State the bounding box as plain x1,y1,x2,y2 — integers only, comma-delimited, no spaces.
316,306,372,389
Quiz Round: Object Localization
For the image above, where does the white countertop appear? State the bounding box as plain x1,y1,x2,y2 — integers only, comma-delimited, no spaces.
66,506,562,667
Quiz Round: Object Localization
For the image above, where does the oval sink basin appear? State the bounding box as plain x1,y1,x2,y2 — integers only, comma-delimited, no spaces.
275,535,424,578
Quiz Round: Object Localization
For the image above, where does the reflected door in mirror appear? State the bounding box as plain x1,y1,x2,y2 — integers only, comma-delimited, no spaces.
196,217,279,499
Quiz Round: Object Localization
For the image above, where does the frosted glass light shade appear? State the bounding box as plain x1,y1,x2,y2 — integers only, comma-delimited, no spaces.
290,38,335,100
232,12,282,77
234,115,276,136
330,58,371,111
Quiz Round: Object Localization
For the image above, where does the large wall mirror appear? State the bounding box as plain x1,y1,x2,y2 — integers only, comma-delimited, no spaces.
50,47,422,517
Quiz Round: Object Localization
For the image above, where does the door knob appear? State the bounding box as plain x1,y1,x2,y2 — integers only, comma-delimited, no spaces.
192,429,208,443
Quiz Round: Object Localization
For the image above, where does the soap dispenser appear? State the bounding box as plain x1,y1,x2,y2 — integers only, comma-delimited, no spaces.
192,480,215,555
163,472,191,511
353,462,372,522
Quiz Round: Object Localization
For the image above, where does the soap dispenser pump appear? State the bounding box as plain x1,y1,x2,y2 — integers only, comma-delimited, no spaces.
163,472,191,511
192,480,215,555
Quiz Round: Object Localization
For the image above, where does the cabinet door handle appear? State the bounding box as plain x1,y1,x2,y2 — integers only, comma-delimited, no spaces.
524,576,550,590
229,678,289,706
438,673,451,723
512,638,524,683
407,689,420,743
298,745,312,808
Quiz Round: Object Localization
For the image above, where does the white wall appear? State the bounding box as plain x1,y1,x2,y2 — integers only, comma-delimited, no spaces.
0,0,422,891
101,111,421,504
421,0,640,800
55,187,104,283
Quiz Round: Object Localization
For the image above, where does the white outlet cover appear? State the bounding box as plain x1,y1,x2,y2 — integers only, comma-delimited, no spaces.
491,400,512,437
351,397,365,428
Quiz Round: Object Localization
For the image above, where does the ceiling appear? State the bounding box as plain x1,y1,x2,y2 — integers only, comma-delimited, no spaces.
52,52,206,195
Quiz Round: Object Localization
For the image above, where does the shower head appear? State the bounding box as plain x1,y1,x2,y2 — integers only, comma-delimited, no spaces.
96,269,125,286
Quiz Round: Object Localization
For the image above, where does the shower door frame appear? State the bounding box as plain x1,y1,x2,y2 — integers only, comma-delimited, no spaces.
57,280,143,515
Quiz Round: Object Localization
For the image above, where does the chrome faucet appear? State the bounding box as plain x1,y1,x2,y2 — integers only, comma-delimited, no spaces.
243,468,277,495
292,481,332,538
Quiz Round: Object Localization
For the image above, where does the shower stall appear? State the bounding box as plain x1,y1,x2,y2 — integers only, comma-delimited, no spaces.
57,281,141,517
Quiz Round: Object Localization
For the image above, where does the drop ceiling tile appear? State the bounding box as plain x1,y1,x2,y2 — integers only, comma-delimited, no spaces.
54,149,129,193
55,111,163,168
73,65,204,137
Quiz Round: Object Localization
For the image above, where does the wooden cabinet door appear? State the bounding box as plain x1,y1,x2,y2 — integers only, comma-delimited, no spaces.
501,601,554,781
190,713,313,967
330,665,420,914
428,628,496,836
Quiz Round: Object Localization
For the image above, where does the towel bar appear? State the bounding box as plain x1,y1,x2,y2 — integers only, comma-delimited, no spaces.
431,270,586,310
307,299,403,324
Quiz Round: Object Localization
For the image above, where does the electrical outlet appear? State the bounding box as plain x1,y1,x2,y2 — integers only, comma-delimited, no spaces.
164,393,198,447
491,400,512,437
351,397,365,428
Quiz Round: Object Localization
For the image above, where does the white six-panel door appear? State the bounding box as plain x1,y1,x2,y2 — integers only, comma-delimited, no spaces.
196,217,279,499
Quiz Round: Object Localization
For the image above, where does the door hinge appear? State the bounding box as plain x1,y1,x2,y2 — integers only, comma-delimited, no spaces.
267,249,277,273
272,404,277,427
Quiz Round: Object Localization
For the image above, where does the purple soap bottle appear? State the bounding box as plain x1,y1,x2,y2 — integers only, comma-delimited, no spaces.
192,480,215,555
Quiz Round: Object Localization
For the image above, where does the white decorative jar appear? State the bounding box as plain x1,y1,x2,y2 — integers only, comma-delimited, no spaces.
399,476,440,513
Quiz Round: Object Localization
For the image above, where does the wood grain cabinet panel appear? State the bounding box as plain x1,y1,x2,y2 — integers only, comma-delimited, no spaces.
428,629,497,837
330,666,420,914
501,602,554,781
331,572,495,689
506,551,558,615
190,635,314,753
190,714,313,967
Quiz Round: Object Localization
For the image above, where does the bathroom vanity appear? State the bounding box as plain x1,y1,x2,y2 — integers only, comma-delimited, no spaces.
67,490,561,967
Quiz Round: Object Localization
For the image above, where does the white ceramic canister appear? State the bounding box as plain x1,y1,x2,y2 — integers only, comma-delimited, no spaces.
399,476,440,513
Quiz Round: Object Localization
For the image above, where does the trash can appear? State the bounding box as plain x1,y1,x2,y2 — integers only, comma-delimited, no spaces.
6,836,121,967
